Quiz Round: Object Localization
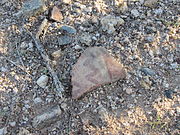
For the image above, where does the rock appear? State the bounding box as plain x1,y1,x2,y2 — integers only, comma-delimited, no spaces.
58,36,72,45
34,97,43,104
145,36,154,43
50,6,63,22
101,15,124,34
74,45,82,50
61,103,67,111
9,121,16,127
0,127,7,135
62,0,72,4
27,42,34,51
164,90,175,99
15,0,46,18
1,67,8,72
140,76,152,90
131,9,140,17
71,47,126,99
79,33,92,46
154,8,163,15
125,88,133,94
20,42,29,49
59,25,77,34
51,49,62,58
144,0,158,8
37,75,48,88
140,67,156,76
32,105,62,129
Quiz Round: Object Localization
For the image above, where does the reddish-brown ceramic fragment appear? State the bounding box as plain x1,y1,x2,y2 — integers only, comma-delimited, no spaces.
71,47,126,99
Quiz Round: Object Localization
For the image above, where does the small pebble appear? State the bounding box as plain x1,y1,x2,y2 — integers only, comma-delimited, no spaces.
126,88,133,94
60,25,77,34
37,75,48,88
50,6,63,22
9,121,16,127
51,49,62,58
34,97,43,104
164,90,175,99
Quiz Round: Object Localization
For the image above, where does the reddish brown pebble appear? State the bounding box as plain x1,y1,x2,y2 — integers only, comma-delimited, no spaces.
71,47,126,99
50,6,63,22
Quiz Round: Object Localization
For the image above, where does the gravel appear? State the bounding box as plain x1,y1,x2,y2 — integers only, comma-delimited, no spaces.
0,0,179,134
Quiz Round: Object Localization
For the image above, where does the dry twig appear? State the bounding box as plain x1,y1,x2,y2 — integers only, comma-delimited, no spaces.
1,56,32,77
23,28,64,97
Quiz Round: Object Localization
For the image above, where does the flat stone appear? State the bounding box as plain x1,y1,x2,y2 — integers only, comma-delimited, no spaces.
60,25,77,34
32,105,62,129
58,36,72,45
15,0,46,18
71,47,126,99
36,75,48,88
50,6,63,22
144,0,158,8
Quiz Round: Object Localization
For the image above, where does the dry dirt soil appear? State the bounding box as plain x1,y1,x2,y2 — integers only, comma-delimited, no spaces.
0,0,180,135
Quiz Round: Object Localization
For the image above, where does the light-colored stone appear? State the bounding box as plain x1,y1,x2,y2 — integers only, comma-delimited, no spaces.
50,6,63,22
125,88,133,94
37,75,48,88
20,42,28,49
9,121,16,127
61,103,67,111
74,45,82,50
101,15,124,34
32,105,62,129
0,127,7,135
144,0,158,8
34,97,43,104
131,9,140,17
71,47,126,99
63,0,72,4
115,1,128,13
1,67,8,72
51,49,62,58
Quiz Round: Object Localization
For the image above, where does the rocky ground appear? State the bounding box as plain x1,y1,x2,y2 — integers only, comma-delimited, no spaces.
0,0,180,135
